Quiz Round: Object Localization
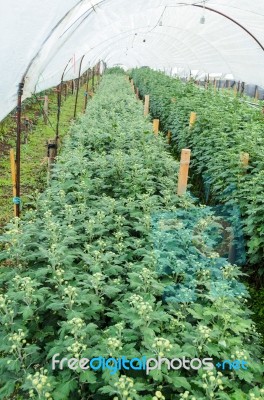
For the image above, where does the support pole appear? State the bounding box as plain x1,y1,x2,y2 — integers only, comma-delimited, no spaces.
47,139,57,183
144,95,150,116
177,149,191,196
84,69,90,111
74,55,85,119
43,95,49,125
15,82,24,218
136,88,139,99
240,152,249,169
55,84,61,151
47,139,57,170
189,112,197,127
10,149,16,217
153,119,159,135
167,131,172,144
92,67,95,93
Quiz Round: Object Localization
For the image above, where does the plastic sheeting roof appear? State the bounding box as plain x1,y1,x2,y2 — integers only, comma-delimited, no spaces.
0,0,264,121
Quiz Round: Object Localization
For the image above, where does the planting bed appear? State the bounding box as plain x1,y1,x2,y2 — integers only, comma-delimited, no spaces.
0,72,263,400
0,81,93,229
131,68,264,272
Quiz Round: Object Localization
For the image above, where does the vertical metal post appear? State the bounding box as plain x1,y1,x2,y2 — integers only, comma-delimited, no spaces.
241,82,245,94
15,82,24,218
84,69,90,111
74,55,85,119
10,149,17,217
55,84,61,148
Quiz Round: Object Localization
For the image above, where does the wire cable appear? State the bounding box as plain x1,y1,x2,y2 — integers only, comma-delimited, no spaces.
32,94,56,134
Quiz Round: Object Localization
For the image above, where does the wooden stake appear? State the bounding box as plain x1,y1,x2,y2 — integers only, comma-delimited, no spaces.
240,152,249,168
10,149,17,216
189,112,197,128
153,119,159,135
136,88,139,99
167,131,172,144
177,149,191,196
43,95,49,125
144,95,150,116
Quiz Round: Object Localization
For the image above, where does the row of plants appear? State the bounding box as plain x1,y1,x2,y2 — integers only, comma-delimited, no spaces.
0,71,263,399
130,68,264,277
0,75,97,230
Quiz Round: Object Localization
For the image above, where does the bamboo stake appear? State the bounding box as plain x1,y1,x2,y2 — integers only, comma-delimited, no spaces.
189,112,197,128
167,131,172,144
144,95,150,116
10,149,17,217
177,149,191,196
153,119,159,135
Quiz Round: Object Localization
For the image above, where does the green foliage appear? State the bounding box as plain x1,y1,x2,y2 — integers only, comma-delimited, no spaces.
106,67,125,75
248,286,264,345
131,68,264,275
0,79,95,230
0,75,263,399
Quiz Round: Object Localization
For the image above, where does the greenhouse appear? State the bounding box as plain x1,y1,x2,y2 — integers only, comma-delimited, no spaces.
0,1,264,399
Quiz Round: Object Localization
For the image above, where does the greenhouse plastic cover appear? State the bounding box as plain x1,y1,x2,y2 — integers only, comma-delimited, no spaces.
0,0,264,121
